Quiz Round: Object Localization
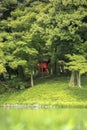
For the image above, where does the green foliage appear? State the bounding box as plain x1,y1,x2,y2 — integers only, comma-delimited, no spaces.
0,47,6,73
0,0,87,78
66,54,87,74
9,59,27,69
2,0,17,6
0,64,6,73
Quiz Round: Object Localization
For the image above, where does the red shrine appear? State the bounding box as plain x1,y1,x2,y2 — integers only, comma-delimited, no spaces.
38,60,49,73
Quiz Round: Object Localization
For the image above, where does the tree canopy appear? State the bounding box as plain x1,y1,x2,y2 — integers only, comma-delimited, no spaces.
0,0,87,87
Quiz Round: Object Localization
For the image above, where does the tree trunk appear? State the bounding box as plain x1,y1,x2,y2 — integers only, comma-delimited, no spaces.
50,67,53,75
53,60,57,75
0,73,5,81
53,46,58,75
30,69,34,87
41,68,44,77
8,72,11,80
69,71,75,87
76,71,81,88
18,65,25,80
69,71,81,87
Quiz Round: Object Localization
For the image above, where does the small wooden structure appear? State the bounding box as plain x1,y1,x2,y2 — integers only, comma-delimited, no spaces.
38,58,50,74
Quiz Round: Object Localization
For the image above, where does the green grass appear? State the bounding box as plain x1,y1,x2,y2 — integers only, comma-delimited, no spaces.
0,76,87,107
0,108,87,130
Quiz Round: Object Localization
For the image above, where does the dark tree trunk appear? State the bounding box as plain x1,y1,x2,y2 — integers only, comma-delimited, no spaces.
53,60,57,75
18,65,25,80
0,73,5,81
8,73,11,80
53,46,58,75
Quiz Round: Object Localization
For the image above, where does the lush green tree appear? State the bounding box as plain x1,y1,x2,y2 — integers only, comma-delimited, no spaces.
0,46,6,73
66,54,87,87
0,0,46,86
41,0,87,78
0,0,87,88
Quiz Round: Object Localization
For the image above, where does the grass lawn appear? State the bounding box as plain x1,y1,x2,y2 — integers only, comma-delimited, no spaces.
0,76,87,107
0,108,87,130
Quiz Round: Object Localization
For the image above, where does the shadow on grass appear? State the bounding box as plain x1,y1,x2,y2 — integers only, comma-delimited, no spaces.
65,76,87,103
34,76,69,85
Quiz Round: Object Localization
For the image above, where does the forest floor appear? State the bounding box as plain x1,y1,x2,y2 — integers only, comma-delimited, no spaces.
0,76,87,108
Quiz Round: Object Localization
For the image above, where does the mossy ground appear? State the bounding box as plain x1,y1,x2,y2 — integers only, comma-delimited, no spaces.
0,76,87,107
